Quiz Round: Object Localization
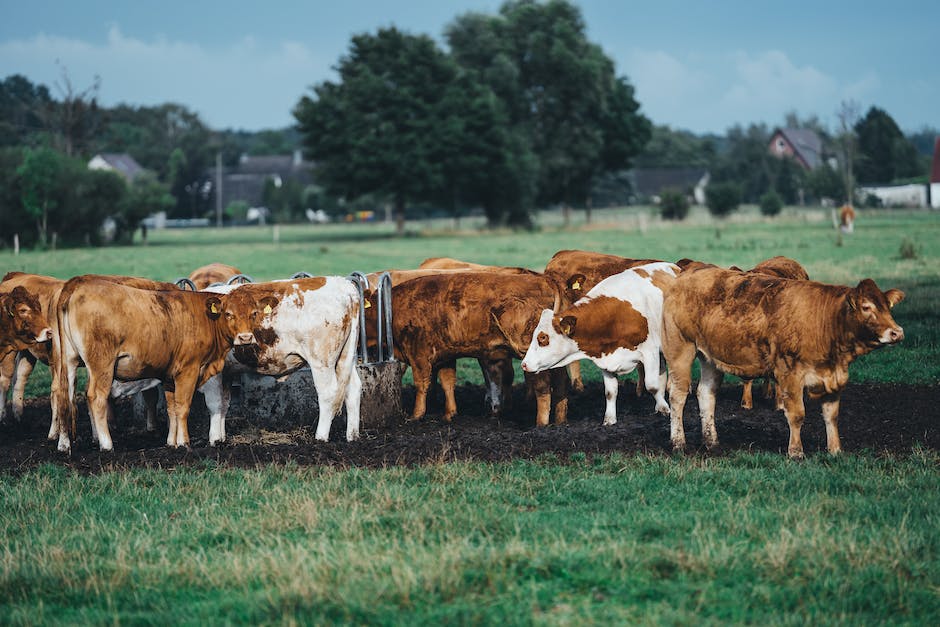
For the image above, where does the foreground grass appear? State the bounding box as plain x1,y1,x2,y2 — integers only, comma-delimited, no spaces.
1,450,937,624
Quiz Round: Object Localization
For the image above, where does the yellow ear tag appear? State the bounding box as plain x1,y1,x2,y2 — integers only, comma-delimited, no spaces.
572,281,581,290
263,304,272,315
363,300,372,309
210,303,219,314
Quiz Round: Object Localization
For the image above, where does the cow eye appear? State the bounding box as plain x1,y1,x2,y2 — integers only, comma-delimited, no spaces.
860,302,875,314
225,311,234,320
537,332,549,347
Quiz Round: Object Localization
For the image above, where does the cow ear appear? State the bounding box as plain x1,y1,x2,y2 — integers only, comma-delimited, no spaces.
206,296,222,320
560,315,577,337
1,293,12,318
567,273,586,293
729,265,743,272
258,296,279,316
884,289,905,308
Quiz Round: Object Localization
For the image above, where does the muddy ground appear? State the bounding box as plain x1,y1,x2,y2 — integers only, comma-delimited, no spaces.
0,382,937,474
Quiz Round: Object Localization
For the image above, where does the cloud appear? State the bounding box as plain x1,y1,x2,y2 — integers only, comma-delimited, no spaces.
620,49,712,131
0,26,330,130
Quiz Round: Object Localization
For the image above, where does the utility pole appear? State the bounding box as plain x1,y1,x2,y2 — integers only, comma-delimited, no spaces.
216,152,223,227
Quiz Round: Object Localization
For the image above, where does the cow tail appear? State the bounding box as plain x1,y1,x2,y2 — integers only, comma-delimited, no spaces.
52,290,76,440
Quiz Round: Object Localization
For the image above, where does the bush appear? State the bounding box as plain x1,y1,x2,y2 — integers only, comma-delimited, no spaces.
705,182,741,218
659,188,690,221
899,237,918,259
759,190,783,216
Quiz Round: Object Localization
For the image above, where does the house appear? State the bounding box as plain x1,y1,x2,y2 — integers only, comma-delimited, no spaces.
88,153,146,183
630,168,710,205
216,150,313,210
768,128,823,170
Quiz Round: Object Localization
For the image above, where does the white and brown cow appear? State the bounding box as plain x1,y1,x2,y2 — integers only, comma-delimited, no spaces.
521,262,679,426
662,265,904,458
53,276,237,452
201,276,362,444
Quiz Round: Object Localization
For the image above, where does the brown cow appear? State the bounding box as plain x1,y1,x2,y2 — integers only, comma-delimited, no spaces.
377,272,569,426
0,285,52,357
662,266,904,458
366,264,539,419
188,263,243,290
737,257,810,410
53,277,236,452
543,250,662,393
0,273,179,434
839,204,856,233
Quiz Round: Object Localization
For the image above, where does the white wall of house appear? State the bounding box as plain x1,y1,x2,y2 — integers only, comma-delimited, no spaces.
858,184,928,208
932,183,940,209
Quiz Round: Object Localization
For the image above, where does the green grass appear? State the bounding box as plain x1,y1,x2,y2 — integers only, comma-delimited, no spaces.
1,207,938,624
1,451,937,624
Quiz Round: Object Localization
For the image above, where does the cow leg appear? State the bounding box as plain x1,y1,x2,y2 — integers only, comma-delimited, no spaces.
567,360,584,393
344,366,362,442
86,371,115,451
166,377,197,448
13,352,37,424
662,335,695,452
310,366,341,442
201,374,228,446
821,392,842,455
409,364,432,421
439,364,458,421
644,351,669,415
602,371,619,426
549,367,569,425
525,371,552,427
635,362,646,398
164,389,179,447
777,375,806,459
740,380,754,409
0,351,14,423
697,359,723,449
53,350,80,453
763,378,775,401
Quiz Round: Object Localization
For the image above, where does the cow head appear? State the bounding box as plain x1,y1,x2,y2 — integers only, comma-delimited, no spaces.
520,309,581,373
1,286,52,348
846,279,904,347
563,273,587,305
207,290,280,348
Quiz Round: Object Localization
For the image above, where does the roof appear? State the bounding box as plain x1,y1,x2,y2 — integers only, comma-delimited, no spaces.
773,128,823,169
631,168,709,196
89,153,145,182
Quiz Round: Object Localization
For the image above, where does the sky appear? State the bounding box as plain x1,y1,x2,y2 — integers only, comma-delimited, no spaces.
1,0,938,135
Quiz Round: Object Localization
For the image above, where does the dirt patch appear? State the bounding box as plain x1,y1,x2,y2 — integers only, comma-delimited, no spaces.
0,382,936,474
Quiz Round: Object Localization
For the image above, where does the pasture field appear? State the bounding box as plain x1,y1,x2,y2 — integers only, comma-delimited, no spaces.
1,206,938,624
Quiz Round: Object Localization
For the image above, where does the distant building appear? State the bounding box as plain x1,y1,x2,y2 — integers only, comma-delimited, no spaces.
768,128,823,170
216,150,313,209
88,153,146,183
630,168,710,205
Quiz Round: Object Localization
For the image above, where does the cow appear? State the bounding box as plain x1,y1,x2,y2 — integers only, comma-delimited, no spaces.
200,276,362,445
735,257,810,410
418,257,494,270
378,271,569,426
542,250,662,394
0,273,180,435
188,263,243,290
839,204,856,233
52,277,238,452
661,265,904,458
521,262,679,425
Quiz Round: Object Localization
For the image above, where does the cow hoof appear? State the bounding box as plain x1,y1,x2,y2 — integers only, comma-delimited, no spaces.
571,381,585,394
655,403,670,416
671,439,686,453
346,431,360,442
788,449,805,460
741,401,753,410
602,417,617,426
442,412,455,422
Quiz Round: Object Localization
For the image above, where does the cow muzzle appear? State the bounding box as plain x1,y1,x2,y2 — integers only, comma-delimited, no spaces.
34,327,53,343
881,326,904,344
234,332,255,346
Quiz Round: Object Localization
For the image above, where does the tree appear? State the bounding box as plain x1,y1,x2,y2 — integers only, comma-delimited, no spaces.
447,1,649,225
706,182,741,218
855,106,922,184
635,125,715,168
659,188,690,220
16,146,64,246
0,74,53,148
806,163,845,204
117,172,173,243
294,27,462,234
